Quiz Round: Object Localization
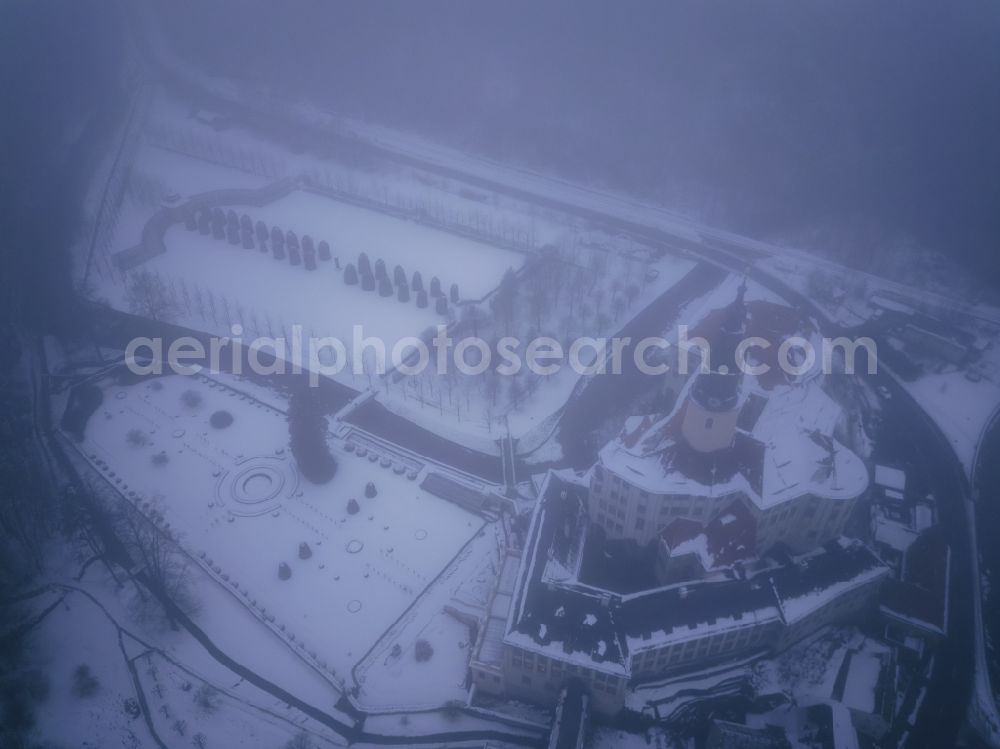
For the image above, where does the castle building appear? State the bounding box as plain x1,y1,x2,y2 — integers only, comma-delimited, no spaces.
470,474,889,717
588,286,868,555
467,285,882,718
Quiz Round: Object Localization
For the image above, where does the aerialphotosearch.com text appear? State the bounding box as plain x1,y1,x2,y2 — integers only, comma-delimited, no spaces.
124,324,878,385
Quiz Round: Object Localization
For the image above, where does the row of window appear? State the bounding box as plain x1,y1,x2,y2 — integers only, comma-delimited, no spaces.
631,624,772,672
509,649,622,695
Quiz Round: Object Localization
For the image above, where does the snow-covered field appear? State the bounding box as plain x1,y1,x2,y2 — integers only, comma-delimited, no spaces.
72,371,490,691
95,143,528,351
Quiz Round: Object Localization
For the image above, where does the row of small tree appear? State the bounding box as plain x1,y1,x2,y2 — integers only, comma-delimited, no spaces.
343,252,459,315
184,206,334,271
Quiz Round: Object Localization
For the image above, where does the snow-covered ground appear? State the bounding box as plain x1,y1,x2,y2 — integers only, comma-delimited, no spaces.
353,524,501,710
94,142,528,351
904,367,1000,479
750,626,888,706
376,248,696,449
71,370,491,693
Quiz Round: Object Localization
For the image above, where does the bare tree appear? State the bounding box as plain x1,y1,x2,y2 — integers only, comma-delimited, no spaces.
114,499,197,629
124,271,178,322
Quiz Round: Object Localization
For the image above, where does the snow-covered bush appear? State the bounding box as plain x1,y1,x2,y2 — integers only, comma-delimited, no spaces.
287,388,337,484
209,410,234,429
414,639,434,662
181,389,203,409
194,683,218,714
72,664,100,698
126,428,149,447
365,481,377,498
344,263,359,285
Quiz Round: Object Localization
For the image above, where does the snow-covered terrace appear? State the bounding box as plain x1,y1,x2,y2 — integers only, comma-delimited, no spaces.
67,369,488,688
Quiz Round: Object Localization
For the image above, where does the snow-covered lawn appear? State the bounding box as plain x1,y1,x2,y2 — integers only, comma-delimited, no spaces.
248,190,525,300
354,524,501,710
151,215,447,346
73,371,488,687
136,650,341,749
23,591,155,749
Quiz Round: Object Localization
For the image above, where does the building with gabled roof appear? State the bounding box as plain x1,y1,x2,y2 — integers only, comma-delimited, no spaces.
471,473,888,717
656,498,758,583
589,288,867,554
879,526,950,640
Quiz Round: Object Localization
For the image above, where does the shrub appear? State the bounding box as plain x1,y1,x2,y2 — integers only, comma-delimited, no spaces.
124,697,141,718
210,410,234,429
347,498,360,515
181,389,203,409
278,562,292,580
416,289,428,309
126,428,149,447
449,283,460,303
72,664,100,698
397,283,410,303
435,296,449,315
393,265,407,287
287,388,337,484
343,263,358,285
318,240,331,261
298,542,312,559
361,272,375,292
411,271,424,292
194,683,218,713
374,258,387,280
429,276,442,297
377,277,393,297
365,481,377,498
358,252,371,277
414,639,434,662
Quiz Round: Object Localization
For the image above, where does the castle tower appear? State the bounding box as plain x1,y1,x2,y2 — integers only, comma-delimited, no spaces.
681,280,747,453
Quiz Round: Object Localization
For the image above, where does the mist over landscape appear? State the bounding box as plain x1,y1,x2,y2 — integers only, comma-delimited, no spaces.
3,2,1000,748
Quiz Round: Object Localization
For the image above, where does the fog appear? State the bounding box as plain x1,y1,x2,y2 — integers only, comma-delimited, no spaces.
3,3,1000,747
